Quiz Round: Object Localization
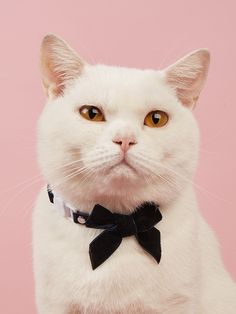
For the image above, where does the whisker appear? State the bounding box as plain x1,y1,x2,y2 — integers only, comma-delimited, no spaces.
50,167,89,190
1,158,84,195
2,151,119,216
134,158,178,190
0,163,87,217
136,152,233,206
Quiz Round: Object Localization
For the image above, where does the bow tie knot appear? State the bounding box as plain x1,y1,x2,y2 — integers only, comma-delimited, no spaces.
113,213,137,237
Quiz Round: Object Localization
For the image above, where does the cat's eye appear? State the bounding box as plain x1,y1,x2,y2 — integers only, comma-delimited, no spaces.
144,110,168,128
79,105,105,122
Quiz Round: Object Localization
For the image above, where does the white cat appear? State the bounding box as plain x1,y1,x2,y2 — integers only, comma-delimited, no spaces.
33,34,236,314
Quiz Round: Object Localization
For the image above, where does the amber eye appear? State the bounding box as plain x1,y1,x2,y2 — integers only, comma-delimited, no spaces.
79,105,105,122
144,110,168,128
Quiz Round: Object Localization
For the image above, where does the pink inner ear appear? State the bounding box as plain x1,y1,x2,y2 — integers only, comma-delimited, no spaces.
170,75,201,108
165,49,210,109
42,66,65,97
41,47,66,98
48,67,65,97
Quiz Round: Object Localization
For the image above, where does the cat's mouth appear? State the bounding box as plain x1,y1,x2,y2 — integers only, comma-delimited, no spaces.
109,159,136,173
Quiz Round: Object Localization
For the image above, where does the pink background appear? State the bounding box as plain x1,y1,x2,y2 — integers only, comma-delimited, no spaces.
0,0,235,313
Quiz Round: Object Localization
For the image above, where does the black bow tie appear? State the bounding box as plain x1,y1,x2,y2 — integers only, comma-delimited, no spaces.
47,187,162,270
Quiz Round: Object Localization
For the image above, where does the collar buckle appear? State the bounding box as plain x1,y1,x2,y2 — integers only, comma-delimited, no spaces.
72,211,89,224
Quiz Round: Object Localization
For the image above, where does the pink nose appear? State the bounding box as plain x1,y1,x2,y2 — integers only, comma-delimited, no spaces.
112,136,137,153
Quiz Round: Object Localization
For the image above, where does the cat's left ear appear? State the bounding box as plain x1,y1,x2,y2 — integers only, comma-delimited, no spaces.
164,49,210,109
40,34,86,99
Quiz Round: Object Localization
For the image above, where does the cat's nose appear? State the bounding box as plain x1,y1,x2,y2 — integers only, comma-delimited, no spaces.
112,136,137,153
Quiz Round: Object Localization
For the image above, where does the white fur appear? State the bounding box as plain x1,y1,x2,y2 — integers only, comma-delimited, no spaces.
33,35,236,313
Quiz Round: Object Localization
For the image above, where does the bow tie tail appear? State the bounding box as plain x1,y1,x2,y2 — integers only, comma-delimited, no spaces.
89,228,122,270
136,227,161,264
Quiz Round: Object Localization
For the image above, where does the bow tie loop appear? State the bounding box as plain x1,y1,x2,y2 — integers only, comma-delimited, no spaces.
85,204,115,229
133,202,162,232
85,202,162,235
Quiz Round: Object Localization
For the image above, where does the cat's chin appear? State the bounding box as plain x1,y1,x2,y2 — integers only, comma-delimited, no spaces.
109,161,137,176
103,162,139,185
92,166,145,197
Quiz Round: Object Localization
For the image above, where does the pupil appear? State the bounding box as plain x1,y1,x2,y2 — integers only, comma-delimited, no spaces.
88,107,97,119
152,113,161,124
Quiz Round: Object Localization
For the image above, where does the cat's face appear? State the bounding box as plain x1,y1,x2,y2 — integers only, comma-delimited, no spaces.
38,34,210,210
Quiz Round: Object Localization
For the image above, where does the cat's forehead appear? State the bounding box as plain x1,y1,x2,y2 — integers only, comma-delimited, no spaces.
67,64,178,113
83,64,162,83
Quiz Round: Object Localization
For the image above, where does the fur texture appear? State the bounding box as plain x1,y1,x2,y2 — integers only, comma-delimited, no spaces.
33,34,236,313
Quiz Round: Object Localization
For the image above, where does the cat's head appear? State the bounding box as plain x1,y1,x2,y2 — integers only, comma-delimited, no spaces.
38,34,210,212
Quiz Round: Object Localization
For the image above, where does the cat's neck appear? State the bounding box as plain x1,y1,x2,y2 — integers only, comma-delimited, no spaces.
50,183,197,217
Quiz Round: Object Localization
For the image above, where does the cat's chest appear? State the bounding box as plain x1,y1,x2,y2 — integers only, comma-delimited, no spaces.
46,236,194,313
34,189,199,311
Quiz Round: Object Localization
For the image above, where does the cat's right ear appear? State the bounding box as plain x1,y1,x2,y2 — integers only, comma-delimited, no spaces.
40,34,86,99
